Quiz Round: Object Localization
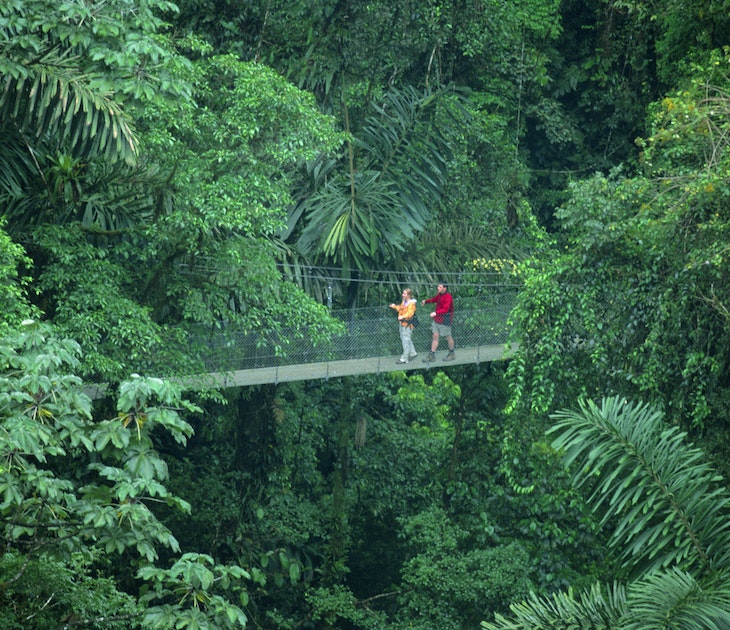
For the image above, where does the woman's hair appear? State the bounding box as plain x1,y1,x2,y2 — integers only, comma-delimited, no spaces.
403,288,413,299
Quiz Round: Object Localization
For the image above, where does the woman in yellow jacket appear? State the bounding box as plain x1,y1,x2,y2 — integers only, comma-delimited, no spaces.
389,288,418,364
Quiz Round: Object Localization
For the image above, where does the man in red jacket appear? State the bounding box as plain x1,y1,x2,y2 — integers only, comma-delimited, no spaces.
421,282,455,362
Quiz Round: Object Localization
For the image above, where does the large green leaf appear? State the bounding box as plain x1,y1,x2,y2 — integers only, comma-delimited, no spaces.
0,48,138,165
483,396,730,629
549,396,730,576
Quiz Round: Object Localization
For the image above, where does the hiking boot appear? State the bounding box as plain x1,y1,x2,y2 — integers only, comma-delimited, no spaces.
422,352,436,363
443,351,456,361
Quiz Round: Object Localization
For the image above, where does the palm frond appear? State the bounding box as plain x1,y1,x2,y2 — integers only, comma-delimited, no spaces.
0,134,54,232
0,46,138,164
72,161,158,231
549,396,730,576
624,568,730,630
267,237,336,304
297,170,410,268
0,138,155,234
481,570,730,629
356,85,466,219
291,86,466,276
481,582,628,629
0,134,36,197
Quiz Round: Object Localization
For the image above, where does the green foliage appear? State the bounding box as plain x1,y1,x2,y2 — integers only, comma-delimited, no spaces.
160,368,578,628
130,52,347,341
626,568,730,630
0,0,194,236
138,553,254,629
31,225,177,381
613,0,730,86
305,584,388,630
246,0,561,302
140,53,345,240
1,0,136,164
504,247,589,418
551,397,730,576
396,506,534,628
391,370,461,431
507,50,730,432
485,571,730,629
0,321,257,627
0,222,35,335
0,321,191,561
8,47,346,378
158,384,331,626
483,582,628,630
483,396,730,628
4,1,730,628
287,85,465,297
490,436,610,592
0,552,140,630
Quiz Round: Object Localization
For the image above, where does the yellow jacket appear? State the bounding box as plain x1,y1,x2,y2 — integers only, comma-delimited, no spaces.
390,299,417,327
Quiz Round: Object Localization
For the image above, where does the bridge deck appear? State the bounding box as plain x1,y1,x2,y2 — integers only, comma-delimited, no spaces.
187,342,518,389
83,343,516,399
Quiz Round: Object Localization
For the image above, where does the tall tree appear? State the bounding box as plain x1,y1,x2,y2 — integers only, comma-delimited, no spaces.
506,49,730,435
279,85,465,307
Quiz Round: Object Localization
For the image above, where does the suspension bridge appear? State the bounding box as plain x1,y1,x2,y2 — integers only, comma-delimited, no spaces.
85,287,519,398
184,289,517,389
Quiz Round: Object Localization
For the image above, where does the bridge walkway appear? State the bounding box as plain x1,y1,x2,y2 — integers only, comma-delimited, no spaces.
189,342,518,389
188,292,517,388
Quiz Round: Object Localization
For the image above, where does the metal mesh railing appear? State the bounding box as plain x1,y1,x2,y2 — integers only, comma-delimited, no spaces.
192,289,518,373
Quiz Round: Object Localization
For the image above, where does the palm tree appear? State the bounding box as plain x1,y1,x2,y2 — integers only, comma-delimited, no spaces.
482,396,730,629
0,0,177,234
279,85,467,307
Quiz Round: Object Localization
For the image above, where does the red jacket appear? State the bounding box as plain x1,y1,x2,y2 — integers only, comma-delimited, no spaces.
424,292,453,325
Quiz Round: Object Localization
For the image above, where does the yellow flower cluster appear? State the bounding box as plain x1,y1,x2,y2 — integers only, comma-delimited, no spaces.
469,258,521,275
